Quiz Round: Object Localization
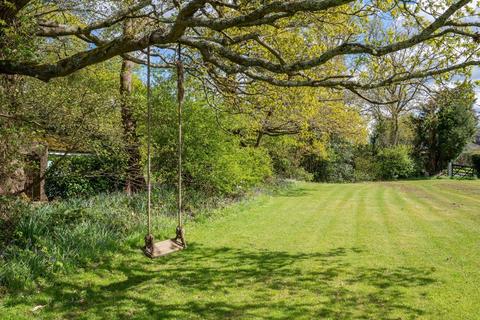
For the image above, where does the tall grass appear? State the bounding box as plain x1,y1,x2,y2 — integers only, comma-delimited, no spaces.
1,193,138,291
0,181,291,293
0,189,206,292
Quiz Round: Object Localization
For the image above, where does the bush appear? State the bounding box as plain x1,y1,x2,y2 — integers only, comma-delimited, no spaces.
472,154,480,178
376,146,414,180
45,155,126,199
151,85,272,196
264,136,313,181
302,139,355,183
353,147,377,181
0,196,29,248
195,147,272,195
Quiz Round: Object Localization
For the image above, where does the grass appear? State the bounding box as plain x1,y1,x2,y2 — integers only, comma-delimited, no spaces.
1,179,480,319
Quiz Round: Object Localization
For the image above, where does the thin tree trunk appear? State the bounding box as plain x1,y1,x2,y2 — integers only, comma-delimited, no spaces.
119,28,146,194
391,114,399,146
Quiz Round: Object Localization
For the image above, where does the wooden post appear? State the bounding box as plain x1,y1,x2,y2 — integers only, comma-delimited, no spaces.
447,161,453,178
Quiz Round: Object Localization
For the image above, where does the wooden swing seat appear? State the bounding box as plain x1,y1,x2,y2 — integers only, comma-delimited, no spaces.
144,239,184,258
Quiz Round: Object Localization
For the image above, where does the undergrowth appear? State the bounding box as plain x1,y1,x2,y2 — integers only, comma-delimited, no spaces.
0,180,291,293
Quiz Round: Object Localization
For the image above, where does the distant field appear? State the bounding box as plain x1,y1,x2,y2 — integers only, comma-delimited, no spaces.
2,179,480,319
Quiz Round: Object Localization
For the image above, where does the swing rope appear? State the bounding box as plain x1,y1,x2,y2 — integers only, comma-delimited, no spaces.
147,45,152,237
175,44,186,247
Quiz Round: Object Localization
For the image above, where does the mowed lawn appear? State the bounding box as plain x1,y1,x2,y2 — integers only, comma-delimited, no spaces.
2,180,480,319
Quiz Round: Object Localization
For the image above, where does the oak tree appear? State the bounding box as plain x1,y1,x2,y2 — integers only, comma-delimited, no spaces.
0,0,478,93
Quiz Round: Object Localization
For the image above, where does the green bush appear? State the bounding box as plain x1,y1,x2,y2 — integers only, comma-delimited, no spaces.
0,196,29,248
151,84,272,196
353,148,377,181
376,146,415,180
302,139,355,183
45,155,126,199
472,154,480,178
413,83,477,175
187,146,272,195
264,136,313,181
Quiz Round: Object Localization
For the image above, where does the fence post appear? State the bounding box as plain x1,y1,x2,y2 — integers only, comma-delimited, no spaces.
448,161,453,178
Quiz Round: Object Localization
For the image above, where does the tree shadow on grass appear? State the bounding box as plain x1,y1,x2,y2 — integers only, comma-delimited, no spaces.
10,245,436,319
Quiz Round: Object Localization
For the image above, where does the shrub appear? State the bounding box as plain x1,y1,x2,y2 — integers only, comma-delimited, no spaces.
185,143,272,195
302,139,355,183
45,155,126,199
151,86,272,196
376,146,414,180
353,147,377,181
0,196,29,248
265,136,313,181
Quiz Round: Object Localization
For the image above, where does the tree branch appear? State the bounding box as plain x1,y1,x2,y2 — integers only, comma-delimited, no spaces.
0,0,478,89
35,0,152,37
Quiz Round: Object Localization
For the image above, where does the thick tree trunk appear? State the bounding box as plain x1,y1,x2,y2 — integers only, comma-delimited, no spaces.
120,57,146,194
0,74,24,196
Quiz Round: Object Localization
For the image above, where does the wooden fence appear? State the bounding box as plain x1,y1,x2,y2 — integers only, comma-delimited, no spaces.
449,163,477,178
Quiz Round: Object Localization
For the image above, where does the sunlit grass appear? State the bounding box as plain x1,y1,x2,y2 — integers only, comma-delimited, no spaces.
1,180,480,319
